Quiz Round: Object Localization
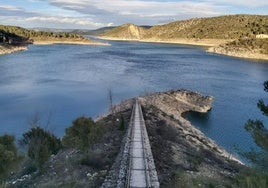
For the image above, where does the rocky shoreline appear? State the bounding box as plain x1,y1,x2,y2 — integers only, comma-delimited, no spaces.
207,46,268,60
99,36,268,61
98,36,229,47
0,39,109,55
0,44,28,55
32,39,109,46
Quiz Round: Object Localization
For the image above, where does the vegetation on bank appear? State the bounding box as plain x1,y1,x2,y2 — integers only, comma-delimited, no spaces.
0,109,129,187
62,117,105,150
0,25,84,44
0,24,98,52
234,81,268,188
103,15,268,40
222,38,268,55
144,15,268,40
0,135,21,182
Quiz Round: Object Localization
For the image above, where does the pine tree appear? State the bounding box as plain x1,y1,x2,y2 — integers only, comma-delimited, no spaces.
244,81,268,171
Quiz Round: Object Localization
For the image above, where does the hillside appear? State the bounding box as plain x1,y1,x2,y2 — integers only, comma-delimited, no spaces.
144,15,268,40
101,15,268,60
0,25,105,55
103,24,148,40
102,15,268,40
0,25,85,42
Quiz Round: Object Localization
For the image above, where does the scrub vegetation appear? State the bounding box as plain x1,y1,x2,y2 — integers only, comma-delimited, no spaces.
233,81,268,188
103,15,268,40
0,25,84,45
0,108,130,187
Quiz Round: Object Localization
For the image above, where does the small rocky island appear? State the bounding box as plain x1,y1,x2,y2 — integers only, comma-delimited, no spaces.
10,90,243,187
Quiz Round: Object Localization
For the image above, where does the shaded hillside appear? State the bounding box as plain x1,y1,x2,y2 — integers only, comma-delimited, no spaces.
0,29,29,54
0,30,28,45
102,15,268,40
0,25,86,43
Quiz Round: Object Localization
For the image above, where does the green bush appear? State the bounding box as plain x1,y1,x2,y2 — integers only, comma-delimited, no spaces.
234,169,268,188
119,114,125,131
20,127,61,168
62,117,105,150
234,80,268,187
0,134,19,179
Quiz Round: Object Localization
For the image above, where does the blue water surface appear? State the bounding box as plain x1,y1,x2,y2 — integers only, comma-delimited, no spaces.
0,40,267,156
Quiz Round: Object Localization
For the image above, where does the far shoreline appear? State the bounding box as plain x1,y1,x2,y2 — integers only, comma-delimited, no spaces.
98,36,230,47
32,39,110,46
0,39,110,55
0,45,28,55
98,36,268,61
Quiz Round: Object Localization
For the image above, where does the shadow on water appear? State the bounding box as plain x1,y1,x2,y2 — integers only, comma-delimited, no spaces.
182,110,212,131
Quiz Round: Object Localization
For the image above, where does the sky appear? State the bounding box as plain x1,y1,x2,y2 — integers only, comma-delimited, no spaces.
0,0,267,29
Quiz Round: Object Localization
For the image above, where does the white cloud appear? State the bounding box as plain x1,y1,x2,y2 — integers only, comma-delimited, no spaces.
38,0,224,26
45,0,222,17
26,16,103,27
0,15,108,29
205,0,268,7
0,5,22,11
1,0,267,29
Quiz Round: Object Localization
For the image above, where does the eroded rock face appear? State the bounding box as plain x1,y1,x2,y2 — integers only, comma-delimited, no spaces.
140,89,213,115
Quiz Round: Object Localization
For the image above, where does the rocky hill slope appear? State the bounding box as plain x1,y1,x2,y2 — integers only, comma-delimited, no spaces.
100,90,243,187
101,14,268,60
103,24,147,40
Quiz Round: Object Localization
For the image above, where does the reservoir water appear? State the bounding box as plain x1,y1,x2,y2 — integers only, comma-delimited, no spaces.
0,40,267,156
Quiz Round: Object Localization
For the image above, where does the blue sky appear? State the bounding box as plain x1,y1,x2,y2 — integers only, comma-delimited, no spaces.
0,0,267,29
